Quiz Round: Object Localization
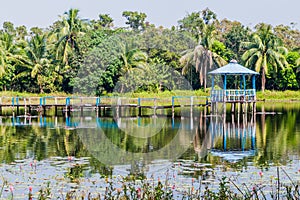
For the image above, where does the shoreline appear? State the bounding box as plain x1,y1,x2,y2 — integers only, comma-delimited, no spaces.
0,90,299,102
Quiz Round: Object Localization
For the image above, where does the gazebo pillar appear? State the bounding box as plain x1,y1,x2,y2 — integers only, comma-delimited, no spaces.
223,75,227,90
243,75,246,113
252,75,256,90
211,76,215,114
223,75,227,114
243,75,246,90
251,75,256,113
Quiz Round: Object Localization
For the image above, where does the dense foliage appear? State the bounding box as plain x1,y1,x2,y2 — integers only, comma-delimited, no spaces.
0,8,299,95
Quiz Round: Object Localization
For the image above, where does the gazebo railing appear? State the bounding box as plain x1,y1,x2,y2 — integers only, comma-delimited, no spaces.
211,89,256,102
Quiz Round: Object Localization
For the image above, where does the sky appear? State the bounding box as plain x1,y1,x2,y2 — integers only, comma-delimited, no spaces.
0,0,299,30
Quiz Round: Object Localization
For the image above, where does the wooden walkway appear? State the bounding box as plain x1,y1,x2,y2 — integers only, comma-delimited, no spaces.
0,96,210,116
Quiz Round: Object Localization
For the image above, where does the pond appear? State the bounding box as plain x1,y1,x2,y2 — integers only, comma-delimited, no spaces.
0,102,299,199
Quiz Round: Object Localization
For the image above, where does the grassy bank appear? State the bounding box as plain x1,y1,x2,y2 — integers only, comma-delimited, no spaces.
0,90,299,101
256,90,300,101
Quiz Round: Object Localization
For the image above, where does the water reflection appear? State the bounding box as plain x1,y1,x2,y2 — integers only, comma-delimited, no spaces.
0,104,299,177
205,114,256,162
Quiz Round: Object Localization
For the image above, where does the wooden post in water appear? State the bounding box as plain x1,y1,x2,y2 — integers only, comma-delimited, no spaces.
154,98,157,115
190,96,193,116
0,97,2,115
117,97,121,117
231,103,236,113
103,106,106,116
54,97,58,116
12,97,15,115
80,97,83,117
138,98,141,116
16,97,20,115
24,98,27,116
28,98,31,114
43,97,46,116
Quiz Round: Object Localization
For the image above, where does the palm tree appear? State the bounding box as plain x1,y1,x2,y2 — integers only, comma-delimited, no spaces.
16,34,57,93
27,34,51,93
120,48,148,75
241,24,288,92
180,24,226,90
0,32,17,77
50,8,86,67
118,43,148,92
0,32,27,90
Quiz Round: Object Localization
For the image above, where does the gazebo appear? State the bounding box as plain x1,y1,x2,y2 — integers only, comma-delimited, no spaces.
208,60,259,114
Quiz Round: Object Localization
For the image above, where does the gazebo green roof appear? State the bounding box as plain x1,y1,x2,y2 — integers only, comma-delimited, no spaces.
208,60,259,75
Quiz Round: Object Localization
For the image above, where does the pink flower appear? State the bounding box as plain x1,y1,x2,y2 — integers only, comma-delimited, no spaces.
259,171,263,177
172,185,175,190
9,185,14,193
137,188,141,198
29,186,33,192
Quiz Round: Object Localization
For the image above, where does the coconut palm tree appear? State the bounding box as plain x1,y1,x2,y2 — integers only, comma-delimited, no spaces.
118,44,148,92
180,24,226,90
0,32,17,77
16,34,58,93
241,24,288,92
26,34,51,93
120,48,148,75
0,32,28,90
50,8,87,67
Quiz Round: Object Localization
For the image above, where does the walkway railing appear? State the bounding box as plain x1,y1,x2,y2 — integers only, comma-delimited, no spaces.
211,89,256,102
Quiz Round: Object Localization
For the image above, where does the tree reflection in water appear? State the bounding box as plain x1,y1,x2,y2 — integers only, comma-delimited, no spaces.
0,103,299,179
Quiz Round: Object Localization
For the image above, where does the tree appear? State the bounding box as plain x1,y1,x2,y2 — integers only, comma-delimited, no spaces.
122,11,147,31
16,25,27,40
30,27,43,36
117,43,148,92
17,34,57,93
2,21,15,35
50,9,87,66
98,14,113,28
0,30,25,90
178,12,204,41
224,23,251,60
201,7,217,25
0,32,14,77
274,24,300,51
241,24,288,91
119,47,148,76
179,10,227,90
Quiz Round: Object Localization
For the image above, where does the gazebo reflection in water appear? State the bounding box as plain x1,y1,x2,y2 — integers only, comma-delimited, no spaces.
194,113,257,162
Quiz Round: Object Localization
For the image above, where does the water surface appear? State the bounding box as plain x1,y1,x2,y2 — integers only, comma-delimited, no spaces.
0,103,299,198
